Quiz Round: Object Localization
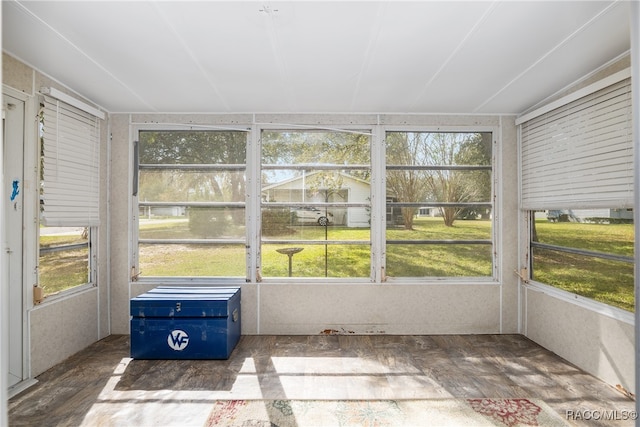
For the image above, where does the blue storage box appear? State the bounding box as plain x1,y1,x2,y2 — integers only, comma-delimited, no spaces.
130,286,241,359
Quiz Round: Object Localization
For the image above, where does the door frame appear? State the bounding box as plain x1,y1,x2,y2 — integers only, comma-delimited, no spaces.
3,85,39,396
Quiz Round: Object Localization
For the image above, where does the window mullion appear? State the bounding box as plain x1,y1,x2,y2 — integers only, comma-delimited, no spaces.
371,125,386,282
249,125,261,282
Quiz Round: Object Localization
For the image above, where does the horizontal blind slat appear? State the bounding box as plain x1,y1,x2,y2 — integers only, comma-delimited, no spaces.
41,97,101,227
520,78,632,210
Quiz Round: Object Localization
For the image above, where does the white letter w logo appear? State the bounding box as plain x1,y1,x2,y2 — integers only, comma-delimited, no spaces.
167,329,190,351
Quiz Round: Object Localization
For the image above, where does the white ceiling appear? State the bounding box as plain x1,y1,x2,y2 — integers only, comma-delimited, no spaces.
2,1,631,115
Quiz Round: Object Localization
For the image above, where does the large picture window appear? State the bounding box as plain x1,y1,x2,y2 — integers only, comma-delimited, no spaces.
133,125,497,281
385,131,493,278
137,130,247,277
260,130,371,278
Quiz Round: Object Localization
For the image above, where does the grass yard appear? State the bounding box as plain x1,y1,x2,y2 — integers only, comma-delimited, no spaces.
138,217,493,278
532,219,634,312
39,233,89,296
40,217,634,312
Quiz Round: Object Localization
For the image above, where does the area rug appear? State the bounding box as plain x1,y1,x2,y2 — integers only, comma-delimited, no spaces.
204,398,569,426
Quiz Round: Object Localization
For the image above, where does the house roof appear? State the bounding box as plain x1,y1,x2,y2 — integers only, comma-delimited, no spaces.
262,171,370,191
2,1,631,115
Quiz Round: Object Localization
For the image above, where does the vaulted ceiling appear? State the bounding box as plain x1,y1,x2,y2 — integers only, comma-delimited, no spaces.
2,1,631,115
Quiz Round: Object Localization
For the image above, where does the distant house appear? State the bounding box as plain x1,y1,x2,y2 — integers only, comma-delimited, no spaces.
139,205,186,219
262,172,370,227
540,209,633,223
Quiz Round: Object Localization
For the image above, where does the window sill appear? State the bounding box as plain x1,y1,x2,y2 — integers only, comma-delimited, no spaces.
33,283,96,308
132,277,500,286
524,280,634,325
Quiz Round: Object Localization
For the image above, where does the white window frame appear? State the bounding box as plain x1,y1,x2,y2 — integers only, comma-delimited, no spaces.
380,126,499,284
256,124,375,283
36,93,100,301
130,122,500,284
131,124,251,285
517,68,635,321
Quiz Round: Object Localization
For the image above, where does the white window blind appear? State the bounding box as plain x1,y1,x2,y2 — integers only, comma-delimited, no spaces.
520,78,633,210
41,96,100,226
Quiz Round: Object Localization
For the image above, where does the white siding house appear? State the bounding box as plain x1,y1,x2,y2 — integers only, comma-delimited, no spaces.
262,172,371,228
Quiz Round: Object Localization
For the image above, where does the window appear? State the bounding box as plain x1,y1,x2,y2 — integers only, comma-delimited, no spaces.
385,131,493,278
520,76,634,312
133,125,497,281
39,226,91,297
260,130,371,278
136,130,247,277
530,209,634,312
39,97,99,297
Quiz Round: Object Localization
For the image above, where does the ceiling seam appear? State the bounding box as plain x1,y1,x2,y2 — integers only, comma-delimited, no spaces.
262,2,298,111
152,2,231,112
349,1,387,111
12,0,155,111
472,1,621,113
408,1,500,111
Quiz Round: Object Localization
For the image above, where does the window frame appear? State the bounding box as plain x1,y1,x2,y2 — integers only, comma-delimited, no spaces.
37,226,97,301
257,126,374,282
525,209,634,316
380,126,498,283
131,123,500,284
517,69,635,320
36,97,100,301
132,125,251,283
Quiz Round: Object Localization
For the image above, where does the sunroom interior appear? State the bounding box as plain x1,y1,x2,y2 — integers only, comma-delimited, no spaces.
2,0,639,424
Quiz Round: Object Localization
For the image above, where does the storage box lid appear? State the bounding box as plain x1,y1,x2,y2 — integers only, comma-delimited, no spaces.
131,286,240,318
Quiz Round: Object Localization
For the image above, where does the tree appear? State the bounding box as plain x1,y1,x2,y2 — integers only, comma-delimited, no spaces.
386,132,491,228
386,132,430,230
425,133,491,227
138,130,247,226
260,130,370,218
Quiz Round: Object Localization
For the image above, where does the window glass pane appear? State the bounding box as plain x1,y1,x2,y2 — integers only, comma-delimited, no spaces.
533,209,633,256
261,130,371,278
386,216,492,241
532,247,633,312
262,130,370,166
138,130,247,278
386,244,493,277
139,207,245,239
139,244,246,276
139,131,246,164
385,132,493,277
39,226,89,296
386,131,492,166
262,207,370,240
262,244,370,278
139,170,245,203
386,170,491,204
531,209,634,311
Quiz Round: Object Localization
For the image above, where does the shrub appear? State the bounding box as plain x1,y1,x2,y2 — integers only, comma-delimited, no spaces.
187,207,230,238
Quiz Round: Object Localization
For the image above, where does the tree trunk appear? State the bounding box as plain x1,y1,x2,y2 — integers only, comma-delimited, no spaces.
402,207,416,230
442,207,456,227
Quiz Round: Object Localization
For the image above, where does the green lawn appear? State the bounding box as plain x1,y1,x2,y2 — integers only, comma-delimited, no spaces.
138,217,493,278
532,220,634,312
41,217,635,312
39,233,89,296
